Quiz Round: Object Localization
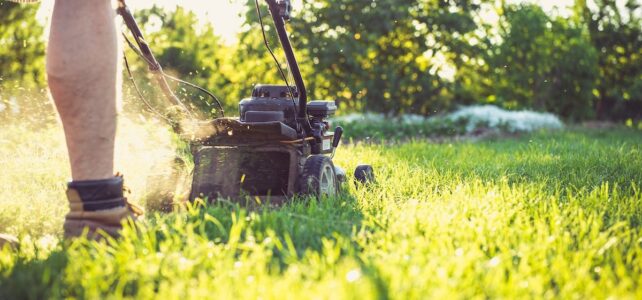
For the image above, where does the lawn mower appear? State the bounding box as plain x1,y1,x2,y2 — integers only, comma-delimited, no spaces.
117,0,374,205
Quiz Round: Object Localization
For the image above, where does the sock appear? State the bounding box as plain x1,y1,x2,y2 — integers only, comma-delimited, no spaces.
68,176,126,211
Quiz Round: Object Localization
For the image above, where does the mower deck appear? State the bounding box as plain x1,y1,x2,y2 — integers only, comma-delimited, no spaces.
190,118,310,205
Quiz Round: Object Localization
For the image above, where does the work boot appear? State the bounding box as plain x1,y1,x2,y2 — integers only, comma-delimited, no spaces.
0,233,19,250
64,175,143,239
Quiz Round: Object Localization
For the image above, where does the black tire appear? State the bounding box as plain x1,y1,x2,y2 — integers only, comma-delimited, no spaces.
354,164,375,184
299,155,338,197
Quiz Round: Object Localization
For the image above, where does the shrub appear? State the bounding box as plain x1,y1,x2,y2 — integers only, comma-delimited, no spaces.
332,105,564,140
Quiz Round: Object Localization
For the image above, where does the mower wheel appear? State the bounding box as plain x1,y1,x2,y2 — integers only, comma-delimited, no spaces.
299,155,338,197
354,164,375,184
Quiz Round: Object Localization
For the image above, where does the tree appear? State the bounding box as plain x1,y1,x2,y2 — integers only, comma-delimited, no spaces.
577,0,642,120
127,6,232,117
487,4,598,120
0,2,45,90
219,0,292,110
288,0,487,115
230,0,486,115
0,2,48,121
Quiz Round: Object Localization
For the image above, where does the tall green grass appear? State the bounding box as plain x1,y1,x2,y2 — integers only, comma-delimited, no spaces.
1,126,641,299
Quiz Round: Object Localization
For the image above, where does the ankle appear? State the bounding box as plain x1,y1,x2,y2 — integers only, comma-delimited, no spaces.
67,175,126,211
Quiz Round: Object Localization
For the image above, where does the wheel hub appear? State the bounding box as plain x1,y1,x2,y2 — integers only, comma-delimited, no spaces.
319,164,336,195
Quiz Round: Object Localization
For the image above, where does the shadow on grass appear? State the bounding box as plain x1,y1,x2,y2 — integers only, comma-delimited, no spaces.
177,190,366,257
0,249,68,300
0,190,372,298
181,192,392,296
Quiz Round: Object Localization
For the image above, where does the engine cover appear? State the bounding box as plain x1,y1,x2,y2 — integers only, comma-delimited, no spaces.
239,84,298,129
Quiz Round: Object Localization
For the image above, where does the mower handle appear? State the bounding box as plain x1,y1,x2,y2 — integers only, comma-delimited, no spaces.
264,0,312,136
116,0,193,118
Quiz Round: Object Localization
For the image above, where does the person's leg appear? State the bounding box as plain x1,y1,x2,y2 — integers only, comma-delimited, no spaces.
47,0,117,181
47,0,142,239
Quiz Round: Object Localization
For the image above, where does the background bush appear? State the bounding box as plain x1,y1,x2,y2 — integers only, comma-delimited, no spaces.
1,0,640,122
332,105,564,141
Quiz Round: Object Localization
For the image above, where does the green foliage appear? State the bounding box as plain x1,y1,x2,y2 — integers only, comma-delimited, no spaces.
126,6,232,117
0,2,45,90
289,0,483,115
1,1,641,122
220,1,292,111
0,2,50,123
334,116,468,141
578,0,642,120
487,4,598,120
2,128,642,298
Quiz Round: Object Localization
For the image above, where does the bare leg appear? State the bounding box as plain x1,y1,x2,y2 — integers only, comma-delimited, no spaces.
47,0,118,181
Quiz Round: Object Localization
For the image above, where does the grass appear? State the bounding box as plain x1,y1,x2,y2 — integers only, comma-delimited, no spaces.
1,119,641,299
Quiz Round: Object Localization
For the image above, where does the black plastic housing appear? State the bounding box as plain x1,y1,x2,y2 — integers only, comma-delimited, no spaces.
307,101,336,119
239,85,298,129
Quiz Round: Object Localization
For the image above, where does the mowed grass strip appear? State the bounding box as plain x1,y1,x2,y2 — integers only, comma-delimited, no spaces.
1,125,641,299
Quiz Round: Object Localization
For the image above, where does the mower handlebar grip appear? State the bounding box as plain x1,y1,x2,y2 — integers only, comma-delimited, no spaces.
332,126,343,148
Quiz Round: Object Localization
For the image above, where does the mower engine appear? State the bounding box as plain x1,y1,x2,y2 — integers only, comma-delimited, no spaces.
185,0,373,204
116,0,373,205
189,84,345,204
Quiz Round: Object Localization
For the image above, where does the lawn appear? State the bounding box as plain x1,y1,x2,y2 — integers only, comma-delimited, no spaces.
1,120,641,299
